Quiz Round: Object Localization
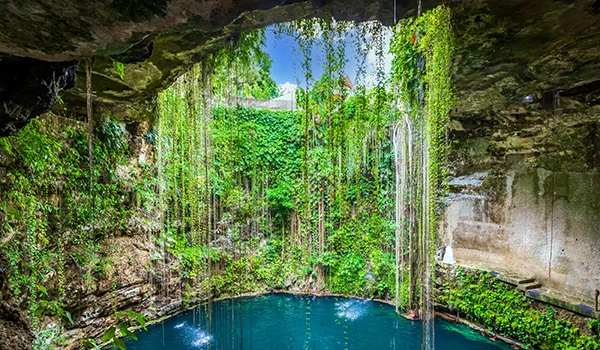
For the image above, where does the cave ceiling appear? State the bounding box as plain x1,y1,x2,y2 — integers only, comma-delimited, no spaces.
0,0,599,136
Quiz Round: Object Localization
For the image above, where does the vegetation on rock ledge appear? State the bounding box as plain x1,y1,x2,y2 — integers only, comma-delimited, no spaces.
439,268,600,350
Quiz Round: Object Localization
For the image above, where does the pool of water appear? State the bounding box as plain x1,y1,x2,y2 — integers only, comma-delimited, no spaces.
125,294,511,350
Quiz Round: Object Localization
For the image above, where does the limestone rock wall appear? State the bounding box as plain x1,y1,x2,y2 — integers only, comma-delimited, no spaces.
0,301,34,350
443,0,600,304
443,169,600,303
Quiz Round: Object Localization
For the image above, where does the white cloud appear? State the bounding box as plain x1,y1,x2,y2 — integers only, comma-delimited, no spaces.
278,82,298,96
365,28,393,88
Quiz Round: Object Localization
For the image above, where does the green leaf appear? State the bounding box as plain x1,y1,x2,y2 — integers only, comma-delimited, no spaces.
119,323,128,336
101,326,116,343
114,337,127,350
119,323,138,341
86,338,101,350
113,61,125,80
37,285,47,296
136,313,147,330
64,311,74,325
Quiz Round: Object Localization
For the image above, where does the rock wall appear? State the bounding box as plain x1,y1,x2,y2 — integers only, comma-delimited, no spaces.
59,236,187,345
443,0,600,304
0,302,34,350
443,169,600,303
0,113,178,349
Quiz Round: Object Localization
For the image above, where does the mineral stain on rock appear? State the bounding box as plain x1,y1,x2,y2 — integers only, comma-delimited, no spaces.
109,0,169,22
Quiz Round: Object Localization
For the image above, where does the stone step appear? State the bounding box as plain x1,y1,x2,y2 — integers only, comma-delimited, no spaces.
515,277,536,285
525,289,600,318
496,272,535,286
518,281,542,291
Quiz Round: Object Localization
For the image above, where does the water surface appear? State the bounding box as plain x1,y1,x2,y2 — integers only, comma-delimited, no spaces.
125,294,511,350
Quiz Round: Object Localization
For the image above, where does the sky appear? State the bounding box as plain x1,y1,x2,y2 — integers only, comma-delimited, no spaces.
262,23,393,99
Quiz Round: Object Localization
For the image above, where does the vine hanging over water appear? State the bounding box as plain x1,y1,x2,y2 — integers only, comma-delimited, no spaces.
390,5,454,350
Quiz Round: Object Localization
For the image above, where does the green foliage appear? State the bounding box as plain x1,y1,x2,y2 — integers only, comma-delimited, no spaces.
589,319,600,336
439,269,600,349
0,115,152,346
157,19,394,301
211,29,280,100
214,97,394,297
389,5,454,309
33,326,68,350
212,106,302,219
158,77,397,296
98,311,147,350
113,61,125,80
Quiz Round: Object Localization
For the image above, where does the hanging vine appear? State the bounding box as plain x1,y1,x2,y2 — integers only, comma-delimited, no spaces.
390,5,454,350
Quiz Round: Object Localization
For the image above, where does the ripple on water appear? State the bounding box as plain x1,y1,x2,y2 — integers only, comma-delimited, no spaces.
173,322,213,348
335,299,369,321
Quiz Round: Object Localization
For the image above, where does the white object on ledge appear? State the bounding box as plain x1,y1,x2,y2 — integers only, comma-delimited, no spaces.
442,246,455,265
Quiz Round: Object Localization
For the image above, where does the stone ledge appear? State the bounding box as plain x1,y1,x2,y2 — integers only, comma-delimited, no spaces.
525,289,600,319
486,268,600,320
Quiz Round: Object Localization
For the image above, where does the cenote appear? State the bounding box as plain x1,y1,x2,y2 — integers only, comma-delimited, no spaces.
124,294,510,350
3,1,600,350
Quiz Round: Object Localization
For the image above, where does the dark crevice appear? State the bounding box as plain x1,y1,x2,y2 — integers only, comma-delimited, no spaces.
0,55,77,137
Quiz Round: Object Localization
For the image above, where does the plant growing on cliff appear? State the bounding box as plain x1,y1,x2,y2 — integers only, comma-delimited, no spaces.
440,269,600,349
0,115,153,349
98,311,147,350
113,61,125,80
389,10,454,341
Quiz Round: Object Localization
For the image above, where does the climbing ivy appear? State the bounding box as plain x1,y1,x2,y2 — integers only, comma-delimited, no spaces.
390,5,454,310
0,115,154,348
157,97,396,297
211,29,281,100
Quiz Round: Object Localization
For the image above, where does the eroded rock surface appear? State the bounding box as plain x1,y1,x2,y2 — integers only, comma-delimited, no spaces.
0,56,76,136
0,301,34,350
444,0,600,304
0,0,433,131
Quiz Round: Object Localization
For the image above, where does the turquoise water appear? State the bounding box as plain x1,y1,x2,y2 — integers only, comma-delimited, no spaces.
125,294,511,350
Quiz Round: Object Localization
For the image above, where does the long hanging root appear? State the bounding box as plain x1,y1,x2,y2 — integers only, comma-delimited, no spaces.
85,58,96,240
85,58,95,192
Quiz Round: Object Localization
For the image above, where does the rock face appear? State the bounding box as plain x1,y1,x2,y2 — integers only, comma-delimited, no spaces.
0,301,34,350
60,236,184,343
0,56,76,136
442,0,600,304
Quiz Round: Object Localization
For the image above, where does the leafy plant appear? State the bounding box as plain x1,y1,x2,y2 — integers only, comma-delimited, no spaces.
113,61,125,80
99,311,147,350
440,269,600,349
